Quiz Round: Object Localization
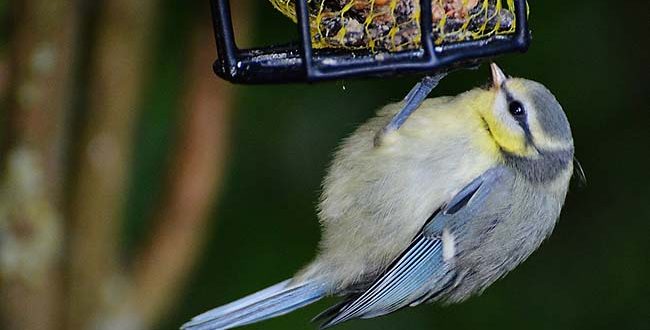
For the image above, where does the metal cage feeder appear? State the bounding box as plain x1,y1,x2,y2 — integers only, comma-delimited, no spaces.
210,0,531,84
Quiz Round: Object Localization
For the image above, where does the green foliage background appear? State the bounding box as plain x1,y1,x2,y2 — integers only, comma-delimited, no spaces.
125,1,649,329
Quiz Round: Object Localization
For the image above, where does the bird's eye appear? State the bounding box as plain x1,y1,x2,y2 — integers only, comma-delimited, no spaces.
508,101,525,117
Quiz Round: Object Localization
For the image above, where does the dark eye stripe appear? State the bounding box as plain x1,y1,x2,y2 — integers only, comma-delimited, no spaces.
504,89,528,126
503,87,534,145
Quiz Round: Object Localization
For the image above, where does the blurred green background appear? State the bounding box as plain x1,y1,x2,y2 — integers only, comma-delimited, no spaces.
2,0,649,330
161,1,649,330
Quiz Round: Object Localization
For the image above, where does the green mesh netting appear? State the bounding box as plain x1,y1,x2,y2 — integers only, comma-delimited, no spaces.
269,0,519,51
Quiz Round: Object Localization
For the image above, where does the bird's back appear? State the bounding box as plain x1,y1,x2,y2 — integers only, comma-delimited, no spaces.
441,166,572,302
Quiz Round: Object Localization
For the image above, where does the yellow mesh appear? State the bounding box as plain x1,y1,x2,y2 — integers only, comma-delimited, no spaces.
268,0,519,51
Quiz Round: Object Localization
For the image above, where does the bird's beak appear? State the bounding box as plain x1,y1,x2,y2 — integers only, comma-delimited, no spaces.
490,63,507,89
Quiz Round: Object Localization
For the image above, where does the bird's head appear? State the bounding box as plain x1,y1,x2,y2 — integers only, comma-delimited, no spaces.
478,63,574,159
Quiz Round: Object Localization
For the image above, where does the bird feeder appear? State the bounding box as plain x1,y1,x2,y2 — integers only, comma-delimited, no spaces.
210,0,530,84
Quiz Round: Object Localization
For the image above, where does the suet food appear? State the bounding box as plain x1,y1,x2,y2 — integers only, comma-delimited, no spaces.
269,0,518,51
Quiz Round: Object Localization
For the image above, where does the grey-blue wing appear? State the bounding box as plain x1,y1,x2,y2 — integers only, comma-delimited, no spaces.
318,233,449,329
317,167,510,329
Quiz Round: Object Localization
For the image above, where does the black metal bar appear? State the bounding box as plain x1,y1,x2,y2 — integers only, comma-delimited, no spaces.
210,0,239,80
419,0,435,63
294,0,315,79
514,0,531,47
210,0,531,84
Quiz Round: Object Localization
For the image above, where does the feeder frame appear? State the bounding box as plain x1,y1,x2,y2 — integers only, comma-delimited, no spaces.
210,0,531,84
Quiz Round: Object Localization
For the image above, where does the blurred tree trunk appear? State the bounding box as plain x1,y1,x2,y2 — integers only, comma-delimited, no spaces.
130,25,235,329
1,1,251,329
65,0,158,329
0,1,79,330
129,2,250,327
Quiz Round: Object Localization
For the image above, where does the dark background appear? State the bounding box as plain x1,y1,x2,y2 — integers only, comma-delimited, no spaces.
1,1,649,330
164,1,649,330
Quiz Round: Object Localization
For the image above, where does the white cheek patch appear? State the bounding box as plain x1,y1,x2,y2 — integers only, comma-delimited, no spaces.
442,228,456,262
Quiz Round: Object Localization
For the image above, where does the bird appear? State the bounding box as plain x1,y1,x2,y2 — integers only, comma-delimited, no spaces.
181,63,575,330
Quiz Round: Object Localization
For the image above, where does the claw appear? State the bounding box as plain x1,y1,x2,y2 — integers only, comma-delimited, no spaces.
374,72,448,146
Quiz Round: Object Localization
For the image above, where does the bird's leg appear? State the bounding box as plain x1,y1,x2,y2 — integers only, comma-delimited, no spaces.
374,72,448,146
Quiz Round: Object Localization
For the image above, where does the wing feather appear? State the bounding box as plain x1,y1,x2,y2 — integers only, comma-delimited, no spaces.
317,167,510,329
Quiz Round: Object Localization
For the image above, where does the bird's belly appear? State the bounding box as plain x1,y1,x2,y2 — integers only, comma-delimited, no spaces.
311,133,498,289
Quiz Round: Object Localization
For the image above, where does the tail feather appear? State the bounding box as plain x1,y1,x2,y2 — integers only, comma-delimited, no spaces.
182,279,326,330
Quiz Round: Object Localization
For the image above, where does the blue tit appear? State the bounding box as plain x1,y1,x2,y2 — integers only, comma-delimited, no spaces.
182,64,575,330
